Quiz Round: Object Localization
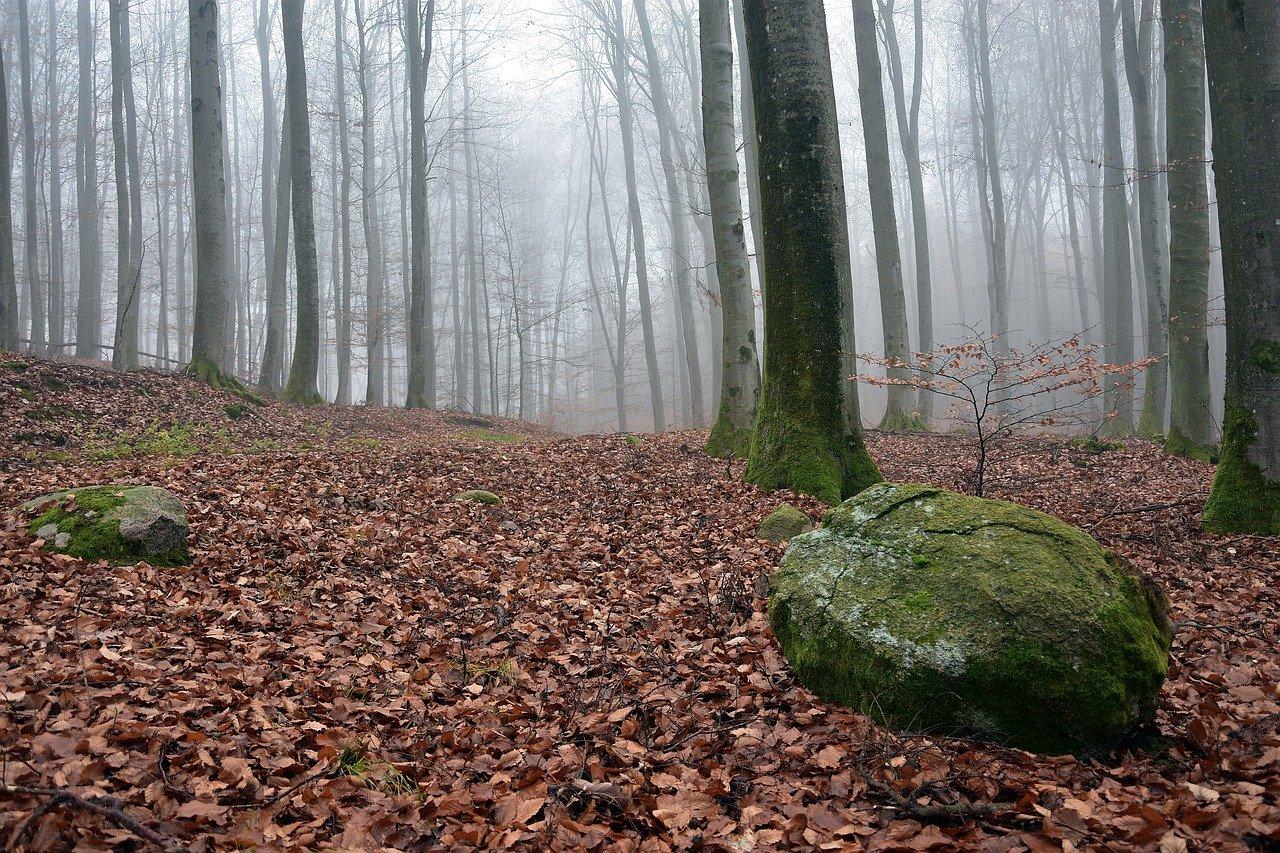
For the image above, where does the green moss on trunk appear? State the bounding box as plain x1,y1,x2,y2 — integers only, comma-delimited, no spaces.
1203,404,1280,534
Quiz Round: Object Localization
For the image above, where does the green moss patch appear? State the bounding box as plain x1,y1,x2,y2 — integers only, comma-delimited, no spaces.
758,504,814,544
452,490,503,506
461,428,525,445
769,483,1172,755
22,485,191,566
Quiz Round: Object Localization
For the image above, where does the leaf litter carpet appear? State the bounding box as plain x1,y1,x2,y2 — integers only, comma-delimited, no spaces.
0,356,1277,851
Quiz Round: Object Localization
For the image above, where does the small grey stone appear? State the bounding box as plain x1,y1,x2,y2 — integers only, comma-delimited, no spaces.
54,532,71,549
36,524,59,540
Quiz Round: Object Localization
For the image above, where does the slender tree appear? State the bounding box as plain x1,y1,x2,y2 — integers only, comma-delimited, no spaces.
1098,0,1137,435
1201,0,1280,534
46,0,66,353
742,0,882,504
74,0,102,359
0,44,16,352
187,0,236,382
109,0,141,370
405,0,437,408
260,103,292,393
282,0,323,405
17,0,44,354
851,0,917,432
1163,0,1213,460
701,0,760,457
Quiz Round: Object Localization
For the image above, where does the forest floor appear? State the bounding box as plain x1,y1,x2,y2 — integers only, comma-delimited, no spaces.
0,355,1278,852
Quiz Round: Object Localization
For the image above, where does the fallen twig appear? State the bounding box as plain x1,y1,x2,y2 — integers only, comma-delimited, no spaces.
2,784,179,851
868,779,1016,824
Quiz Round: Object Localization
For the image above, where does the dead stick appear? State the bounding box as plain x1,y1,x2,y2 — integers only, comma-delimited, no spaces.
2,784,178,851
869,780,1015,823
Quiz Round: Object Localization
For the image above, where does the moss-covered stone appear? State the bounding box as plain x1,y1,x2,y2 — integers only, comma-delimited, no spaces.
769,483,1172,755
758,504,814,544
21,485,191,566
452,490,503,506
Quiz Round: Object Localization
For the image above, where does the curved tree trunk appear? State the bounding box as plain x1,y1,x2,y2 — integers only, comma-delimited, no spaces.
742,0,882,504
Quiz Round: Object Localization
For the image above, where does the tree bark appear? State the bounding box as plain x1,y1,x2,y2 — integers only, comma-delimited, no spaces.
282,0,323,405
701,0,760,457
0,43,16,352
1162,0,1213,459
74,0,101,358
333,0,353,404
259,102,292,393
17,0,45,354
187,0,235,380
46,0,66,352
405,0,437,408
1201,0,1280,533
741,0,882,504
109,0,140,370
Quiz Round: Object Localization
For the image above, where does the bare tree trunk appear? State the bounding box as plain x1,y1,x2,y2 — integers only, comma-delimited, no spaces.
1201,0,1280,533
259,101,291,393
109,0,139,370
741,0,882,503
405,0,438,408
46,0,66,353
1120,0,1170,437
175,49,190,364
187,0,235,380
1162,0,1213,459
74,0,102,358
851,0,917,432
1098,0,1137,435
282,0,322,405
255,0,279,373
701,0,760,457
17,0,45,354
0,43,16,352
332,0,353,404
609,0,664,432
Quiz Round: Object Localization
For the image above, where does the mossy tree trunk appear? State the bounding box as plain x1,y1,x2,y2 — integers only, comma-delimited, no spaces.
1202,0,1280,534
1097,0,1137,436
701,0,760,458
187,0,236,384
742,0,882,505
851,0,917,433
1163,0,1214,460
282,0,323,406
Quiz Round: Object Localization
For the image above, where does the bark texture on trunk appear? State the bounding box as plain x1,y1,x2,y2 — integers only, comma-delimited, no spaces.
17,0,45,354
74,0,101,358
1202,0,1280,534
742,0,882,504
405,0,437,409
0,45,16,352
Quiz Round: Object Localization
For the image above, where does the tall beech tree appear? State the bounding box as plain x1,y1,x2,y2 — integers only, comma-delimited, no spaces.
742,0,882,504
17,0,44,354
1202,0,1280,534
851,0,918,432
0,44,15,353
282,0,324,405
187,0,236,383
1163,0,1213,460
701,0,760,458
74,0,102,359
405,0,437,409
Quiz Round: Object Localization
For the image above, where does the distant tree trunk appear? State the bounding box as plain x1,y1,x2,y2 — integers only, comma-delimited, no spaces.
851,0,917,432
633,0,705,428
332,0,353,404
462,39,484,413
0,44,16,352
260,102,291,393
1201,0,1280,534
609,0,664,432
46,0,66,353
281,0,323,405
701,0,760,458
255,0,279,376
730,0,765,296
405,0,438,408
74,0,101,359
1120,0,1170,438
742,0,882,504
109,0,139,370
879,0,935,424
187,0,235,381
1098,0,1137,435
17,0,45,354
1162,0,1213,459
175,52,190,364
352,0,385,405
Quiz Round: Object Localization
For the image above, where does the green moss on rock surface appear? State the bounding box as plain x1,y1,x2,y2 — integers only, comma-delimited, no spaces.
769,483,1172,755
452,490,503,506
1203,405,1280,534
758,504,814,544
22,485,191,566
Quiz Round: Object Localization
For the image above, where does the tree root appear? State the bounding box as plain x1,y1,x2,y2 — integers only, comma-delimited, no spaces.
868,779,1015,824
3,783,179,851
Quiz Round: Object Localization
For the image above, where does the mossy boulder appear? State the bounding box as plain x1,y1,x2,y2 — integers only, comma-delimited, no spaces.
452,490,503,506
758,504,815,544
22,485,190,566
769,483,1172,755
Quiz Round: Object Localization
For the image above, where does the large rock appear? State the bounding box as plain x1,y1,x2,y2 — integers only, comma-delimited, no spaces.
769,483,1172,755
22,485,190,566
